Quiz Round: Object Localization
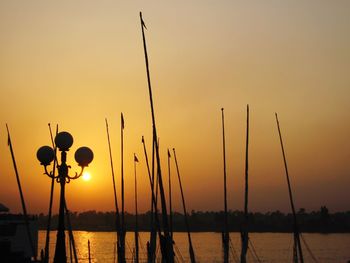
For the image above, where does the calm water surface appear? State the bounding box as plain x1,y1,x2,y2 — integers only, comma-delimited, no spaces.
38,231,350,262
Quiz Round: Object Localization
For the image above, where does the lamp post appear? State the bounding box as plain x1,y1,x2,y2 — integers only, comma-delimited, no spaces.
37,131,93,263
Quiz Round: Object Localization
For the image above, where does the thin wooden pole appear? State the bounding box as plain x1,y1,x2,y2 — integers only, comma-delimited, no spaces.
88,239,91,263
275,113,304,263
142,136,156,263
69,234,73,263
65,202,78,263
105,118,122,263
221,109,230,263
44,123,58,263
6,124,36,260
154,137,160,219
139,12,173,263
134,154,139,263
172,148,196,263
120,113,126,263
142,136,164,262
240,105,249,263
167,149,173,241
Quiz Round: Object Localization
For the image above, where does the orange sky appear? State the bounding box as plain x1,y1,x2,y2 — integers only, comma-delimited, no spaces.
0,1,349,214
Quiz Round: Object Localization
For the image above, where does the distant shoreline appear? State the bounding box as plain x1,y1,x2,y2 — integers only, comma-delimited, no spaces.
35,207,350,233
37,228,350,234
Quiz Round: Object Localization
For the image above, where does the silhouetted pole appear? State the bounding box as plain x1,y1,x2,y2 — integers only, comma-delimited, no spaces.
140,12,174,263
142,136,164,262
143,136,157,263
44,123,58,263
65,203,78,263
172,148,196,263
88,240,91,263
120,113,126,263
167,149,174,241
275,113,304,263
220,109,230,263
105,119,123,263
134,154,140,263
6,124,36,261
240,105,249,263
154,137,160,216
69,235,73,263
293,238,298,263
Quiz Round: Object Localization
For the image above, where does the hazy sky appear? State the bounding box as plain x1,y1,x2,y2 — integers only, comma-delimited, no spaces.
0,1,349,214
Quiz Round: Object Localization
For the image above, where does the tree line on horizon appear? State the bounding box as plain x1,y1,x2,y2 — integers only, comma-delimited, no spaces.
36,206,350,233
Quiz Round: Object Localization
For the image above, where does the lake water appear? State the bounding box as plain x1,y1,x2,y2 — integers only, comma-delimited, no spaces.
38,231,350,262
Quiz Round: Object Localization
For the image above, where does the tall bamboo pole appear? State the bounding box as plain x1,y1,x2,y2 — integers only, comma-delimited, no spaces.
69,234,73,263
105,118,123,263
120,113,126,263
44,123,58,263
88,240,91,263
143,137,156,263
240,105,249,263
167,149,173,241
139,12,173,263
275,113,304,263
172,148,196,263
134,154,140,263
221,109,230,263
65,202,78,263
142,136,165,262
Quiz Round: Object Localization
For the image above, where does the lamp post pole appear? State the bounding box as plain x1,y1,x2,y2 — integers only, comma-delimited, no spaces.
54,150,68,263
37,131,94,263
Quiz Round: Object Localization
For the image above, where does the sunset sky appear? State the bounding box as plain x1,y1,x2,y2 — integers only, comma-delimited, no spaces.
0,1,349,215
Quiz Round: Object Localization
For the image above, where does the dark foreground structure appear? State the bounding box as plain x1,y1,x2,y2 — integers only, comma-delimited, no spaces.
0,213,38,263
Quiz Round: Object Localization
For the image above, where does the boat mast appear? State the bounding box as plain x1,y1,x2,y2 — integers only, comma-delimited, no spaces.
88,240,91,263
64,202,78,263
172,148,196,263
139,12,174,263
44,123,58,263
142,136,159,263
142,136,165,262
120,113,126,263
221,109,230,263
240,105,249,263
134,154,139,263
105,119,122,263
275,113,304,263
167,149,174,241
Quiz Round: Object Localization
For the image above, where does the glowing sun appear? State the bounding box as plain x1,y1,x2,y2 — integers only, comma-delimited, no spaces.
82,171,91,181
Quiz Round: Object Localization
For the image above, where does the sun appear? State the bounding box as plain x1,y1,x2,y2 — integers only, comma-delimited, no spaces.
82,171,91,181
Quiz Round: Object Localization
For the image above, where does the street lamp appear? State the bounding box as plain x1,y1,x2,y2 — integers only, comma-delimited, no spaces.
37,131,93,263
